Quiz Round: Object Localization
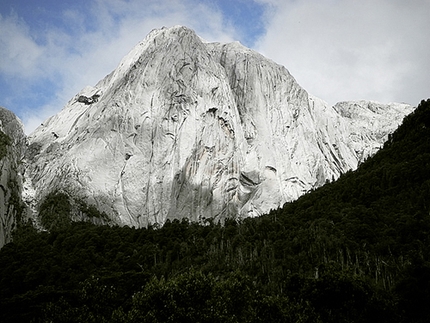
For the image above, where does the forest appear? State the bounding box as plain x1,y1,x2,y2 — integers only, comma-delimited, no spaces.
0,99,429,322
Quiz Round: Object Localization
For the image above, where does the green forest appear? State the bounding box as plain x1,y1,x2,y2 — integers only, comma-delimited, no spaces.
0,99,429,322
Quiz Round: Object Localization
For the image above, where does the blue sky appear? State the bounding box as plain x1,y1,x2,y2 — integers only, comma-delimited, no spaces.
1,0,429,133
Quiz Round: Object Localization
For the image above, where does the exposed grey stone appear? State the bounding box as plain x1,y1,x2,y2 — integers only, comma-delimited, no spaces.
0,107,27,248
24,26,414,227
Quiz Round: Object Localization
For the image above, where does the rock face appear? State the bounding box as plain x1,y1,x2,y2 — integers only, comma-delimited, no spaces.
0,107,26,248
25,26,414,226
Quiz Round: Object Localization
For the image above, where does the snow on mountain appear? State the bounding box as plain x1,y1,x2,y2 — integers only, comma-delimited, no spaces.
25,26,414,226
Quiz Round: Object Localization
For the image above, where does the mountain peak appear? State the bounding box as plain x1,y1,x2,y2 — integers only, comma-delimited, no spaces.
24,26,413,227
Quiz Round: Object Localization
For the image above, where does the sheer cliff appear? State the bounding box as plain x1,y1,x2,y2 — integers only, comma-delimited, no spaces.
25,26,413,226
0,107,26,248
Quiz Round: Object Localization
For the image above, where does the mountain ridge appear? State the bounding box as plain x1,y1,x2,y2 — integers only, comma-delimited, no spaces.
24,25,413,227
0,25,414,233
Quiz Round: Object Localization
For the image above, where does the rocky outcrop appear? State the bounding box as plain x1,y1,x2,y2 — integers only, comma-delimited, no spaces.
333,100,412,161
25,26,414,227
0,107,27,248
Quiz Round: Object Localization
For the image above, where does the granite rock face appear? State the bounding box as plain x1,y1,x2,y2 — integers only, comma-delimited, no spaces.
25,26,414,226
0,107,27,248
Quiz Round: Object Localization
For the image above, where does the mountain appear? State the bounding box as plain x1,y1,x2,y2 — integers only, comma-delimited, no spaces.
0,107,26,248
23,26,413,227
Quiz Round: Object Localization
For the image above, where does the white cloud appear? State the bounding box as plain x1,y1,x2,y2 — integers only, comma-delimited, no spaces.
255,0,430,106
0,13,45,79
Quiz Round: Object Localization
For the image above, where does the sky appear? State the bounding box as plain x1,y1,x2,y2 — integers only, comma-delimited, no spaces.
1,0,429,134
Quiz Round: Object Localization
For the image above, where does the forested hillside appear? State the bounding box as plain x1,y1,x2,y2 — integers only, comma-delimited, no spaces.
0,99,429,322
